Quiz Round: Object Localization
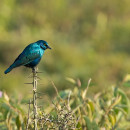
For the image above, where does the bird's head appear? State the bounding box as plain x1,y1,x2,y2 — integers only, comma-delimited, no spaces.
37,40,51,50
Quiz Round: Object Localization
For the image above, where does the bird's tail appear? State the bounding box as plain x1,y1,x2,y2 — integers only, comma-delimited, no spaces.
4,65,14,74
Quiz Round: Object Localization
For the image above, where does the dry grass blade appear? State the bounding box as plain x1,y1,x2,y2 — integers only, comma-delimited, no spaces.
26,99,31,130
67,91,72,111
82,78,92,100
51,80,63,101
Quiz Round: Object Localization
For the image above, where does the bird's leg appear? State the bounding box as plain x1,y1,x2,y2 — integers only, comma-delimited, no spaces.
32,67,38,130
32,68,35,73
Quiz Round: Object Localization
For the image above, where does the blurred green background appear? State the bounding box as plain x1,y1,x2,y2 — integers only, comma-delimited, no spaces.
0,0,130,98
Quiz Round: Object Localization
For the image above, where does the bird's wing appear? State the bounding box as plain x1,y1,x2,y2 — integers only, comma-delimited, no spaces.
12,44,40,67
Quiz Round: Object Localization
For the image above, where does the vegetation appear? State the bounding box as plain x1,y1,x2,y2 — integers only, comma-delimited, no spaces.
0,76,130,129
0,0,130,129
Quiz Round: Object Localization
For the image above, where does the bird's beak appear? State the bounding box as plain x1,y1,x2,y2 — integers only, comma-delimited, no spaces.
47,45,52,49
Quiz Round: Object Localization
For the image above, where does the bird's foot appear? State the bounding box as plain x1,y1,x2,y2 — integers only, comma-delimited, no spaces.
32,67,38,73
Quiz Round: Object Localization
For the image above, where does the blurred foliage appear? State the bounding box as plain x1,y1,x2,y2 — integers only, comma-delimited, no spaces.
0,0,130,129
0,78,130,129
0,0,130,96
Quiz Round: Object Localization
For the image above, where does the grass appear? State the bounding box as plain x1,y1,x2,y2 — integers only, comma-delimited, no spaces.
0,75,130,130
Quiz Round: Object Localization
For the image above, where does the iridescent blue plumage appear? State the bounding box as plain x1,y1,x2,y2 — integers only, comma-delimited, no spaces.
4,40,51,74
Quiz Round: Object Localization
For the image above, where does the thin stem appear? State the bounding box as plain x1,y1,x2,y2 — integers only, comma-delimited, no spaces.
26,99,31,130
32,67,38,130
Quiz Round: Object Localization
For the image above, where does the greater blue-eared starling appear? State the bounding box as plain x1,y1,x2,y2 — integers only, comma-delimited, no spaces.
4,40,51,74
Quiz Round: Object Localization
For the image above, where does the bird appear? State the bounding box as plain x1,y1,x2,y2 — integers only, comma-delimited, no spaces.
4,40,51,74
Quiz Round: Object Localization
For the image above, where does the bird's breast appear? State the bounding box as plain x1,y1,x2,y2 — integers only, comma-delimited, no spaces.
39,48,44,57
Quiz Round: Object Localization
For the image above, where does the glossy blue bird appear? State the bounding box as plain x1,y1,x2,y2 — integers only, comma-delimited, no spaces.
4,40,51,74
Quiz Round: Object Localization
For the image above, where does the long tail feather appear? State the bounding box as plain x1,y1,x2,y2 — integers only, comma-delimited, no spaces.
4,65,14,74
